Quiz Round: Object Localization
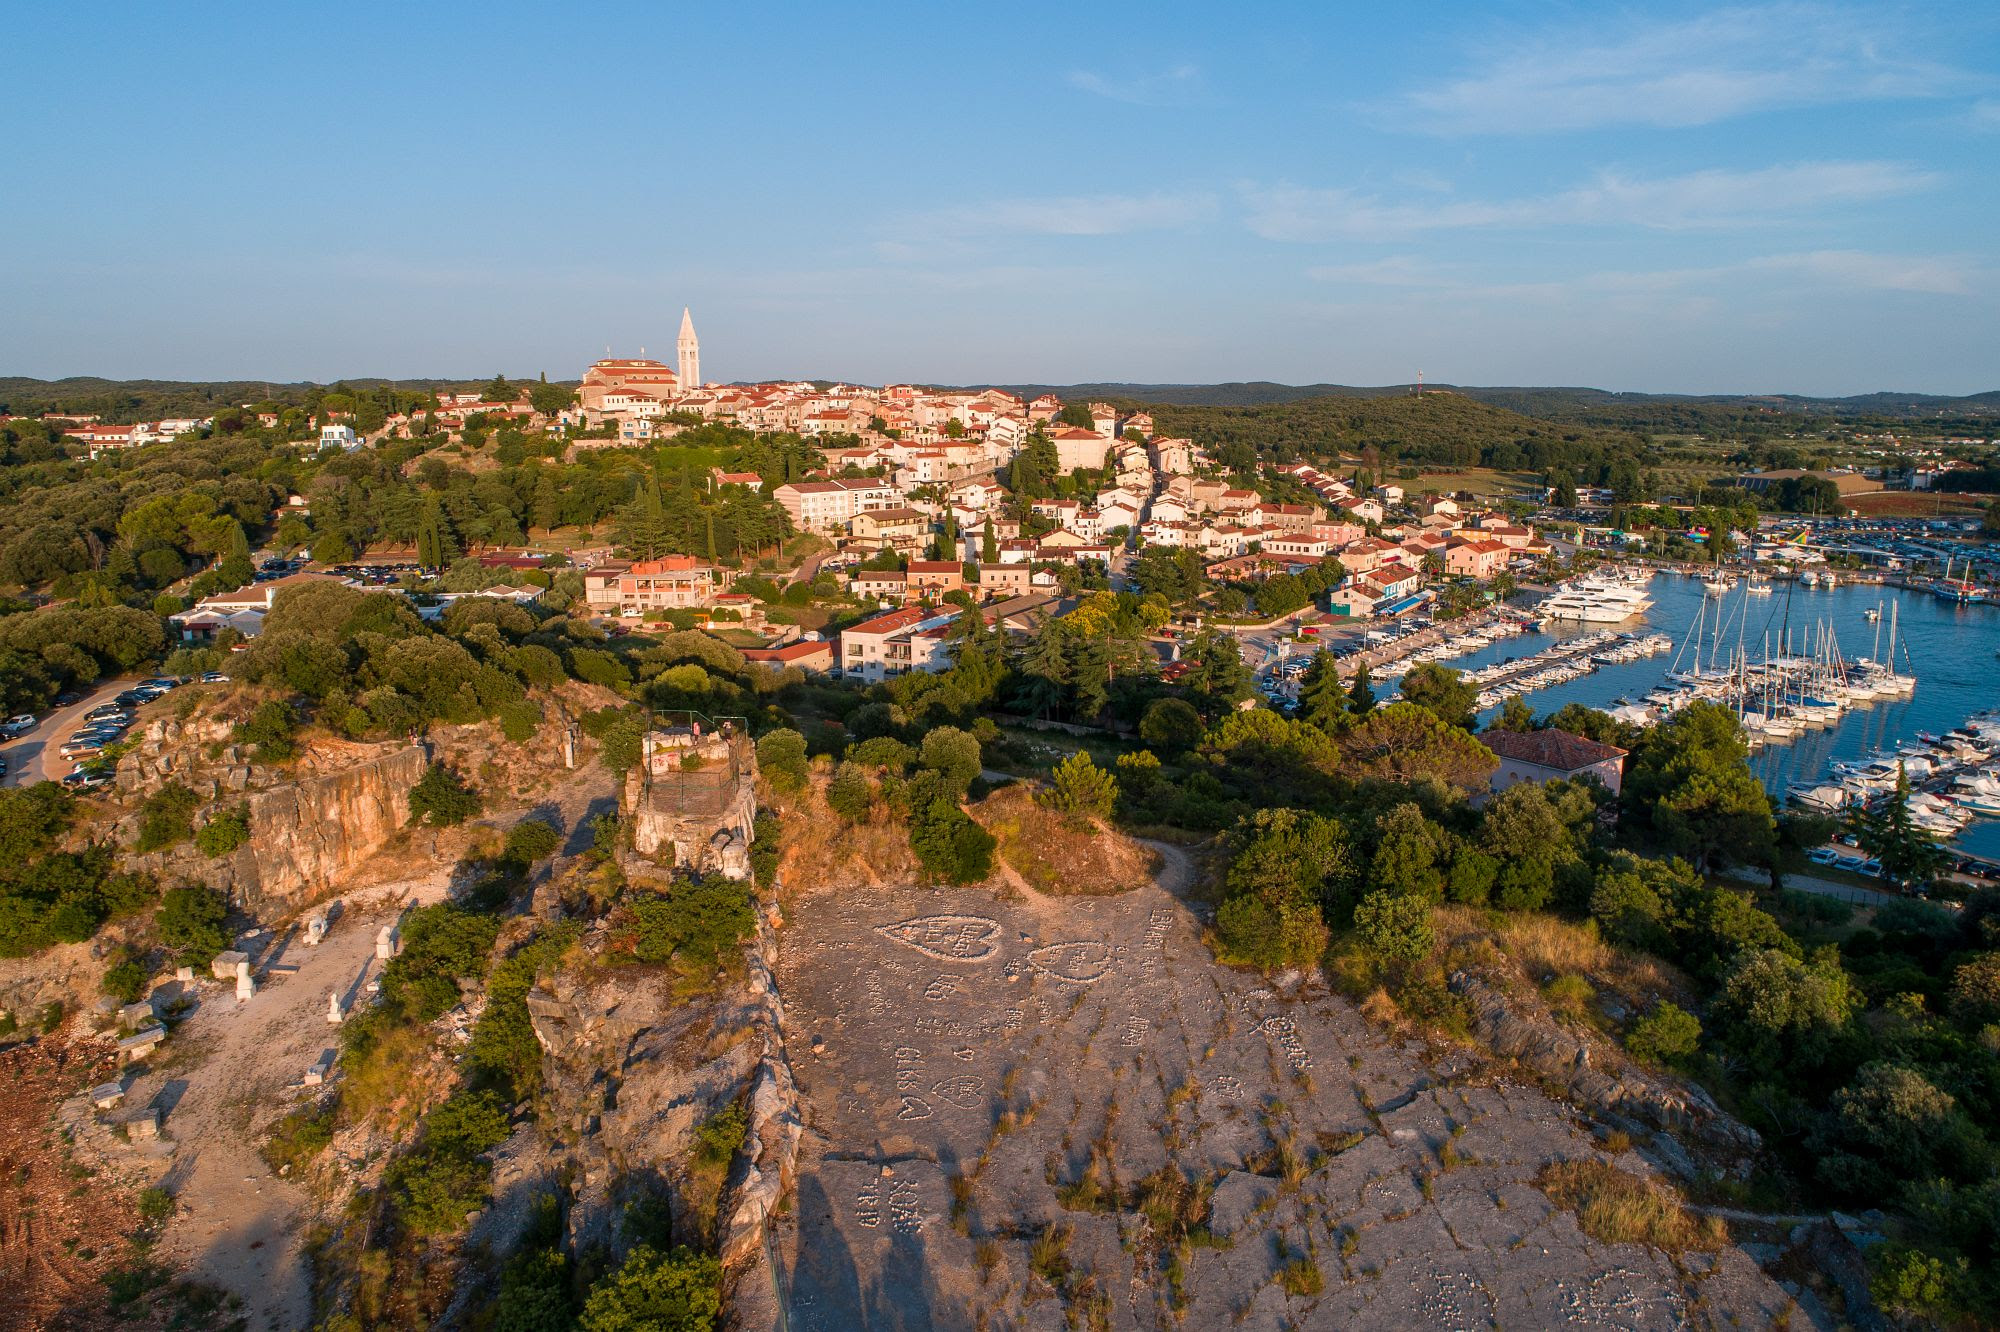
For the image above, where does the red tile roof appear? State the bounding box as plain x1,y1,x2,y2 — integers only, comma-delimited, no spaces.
1483,728,1627,772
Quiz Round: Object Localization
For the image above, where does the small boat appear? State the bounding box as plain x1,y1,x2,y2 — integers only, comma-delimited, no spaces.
1864,607,1880,622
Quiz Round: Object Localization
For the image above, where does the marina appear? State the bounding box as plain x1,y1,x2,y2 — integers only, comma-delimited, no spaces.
1433,570,2000,861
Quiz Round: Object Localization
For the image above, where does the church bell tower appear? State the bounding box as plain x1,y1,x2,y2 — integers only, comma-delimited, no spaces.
677,307,700,391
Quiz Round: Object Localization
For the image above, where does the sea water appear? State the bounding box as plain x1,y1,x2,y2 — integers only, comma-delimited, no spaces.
1444,571,2000,859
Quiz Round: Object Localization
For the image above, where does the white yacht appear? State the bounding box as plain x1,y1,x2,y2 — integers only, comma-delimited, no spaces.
1539,575,1653,624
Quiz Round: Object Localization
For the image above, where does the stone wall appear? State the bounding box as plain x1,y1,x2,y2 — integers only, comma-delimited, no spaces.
621,731,757,877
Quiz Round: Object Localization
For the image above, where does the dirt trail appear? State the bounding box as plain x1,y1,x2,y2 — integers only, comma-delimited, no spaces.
132,875,445,1331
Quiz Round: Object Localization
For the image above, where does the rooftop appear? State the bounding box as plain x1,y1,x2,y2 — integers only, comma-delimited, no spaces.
1482,727,1628,772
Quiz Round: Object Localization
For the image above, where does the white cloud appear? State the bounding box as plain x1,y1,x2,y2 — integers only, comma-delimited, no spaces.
1304,250,1979,299
1244,161,1936,241
1395,6,1973,133
1065,63,1203,106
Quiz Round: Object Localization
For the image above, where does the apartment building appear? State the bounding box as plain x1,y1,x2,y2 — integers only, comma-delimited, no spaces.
839,606,961,682
773,478,900,533
583,556,720,615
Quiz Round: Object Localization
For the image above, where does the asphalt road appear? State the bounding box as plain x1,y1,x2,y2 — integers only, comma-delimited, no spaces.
0,676,143,788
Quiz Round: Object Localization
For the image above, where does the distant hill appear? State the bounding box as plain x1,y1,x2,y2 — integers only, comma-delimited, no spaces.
973,381,2000,423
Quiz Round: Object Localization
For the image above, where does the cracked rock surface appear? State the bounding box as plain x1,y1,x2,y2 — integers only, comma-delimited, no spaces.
754,862,1805,1330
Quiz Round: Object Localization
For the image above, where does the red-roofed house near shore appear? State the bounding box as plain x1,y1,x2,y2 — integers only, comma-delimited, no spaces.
1482,727,1628,797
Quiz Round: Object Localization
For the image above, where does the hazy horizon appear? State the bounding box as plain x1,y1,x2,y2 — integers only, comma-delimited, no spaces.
3,0,1997,396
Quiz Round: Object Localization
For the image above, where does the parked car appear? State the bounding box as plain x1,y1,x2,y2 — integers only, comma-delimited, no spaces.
138,677,182,690
62,766,111,790
199,672,231,683
59,740,106,761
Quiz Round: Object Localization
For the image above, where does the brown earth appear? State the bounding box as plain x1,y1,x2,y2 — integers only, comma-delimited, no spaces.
971,786,1162,897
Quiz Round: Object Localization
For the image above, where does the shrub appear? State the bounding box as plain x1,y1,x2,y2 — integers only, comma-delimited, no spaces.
194,805,251,858
136,1187,175,1226
625,880,755,973
263,1101,337,1176
692,1102,747,1173
156,885,230,967
1042,752,1117,823
847,736,915,771
233,699,299,762
908,796,995,885
465,924,577,1101
1216,896,1327,972
101,957,148,1004
499,699,542,743
917,727,982,795
503,818,563,867
755,728,809,792
1871,1244,1968,1322
1138,697,1204,755
135,783,200,853
408,762,482,827
579,1245,721,1332
1625,1002,1702,1067
1352,890,1434,962
825,762,873,821
494,1246,573,1332
384,1089,514,1235
380,905,500,1022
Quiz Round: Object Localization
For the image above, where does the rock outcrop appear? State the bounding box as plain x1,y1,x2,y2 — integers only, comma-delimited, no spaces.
715,899,801,1271
1449,970,1761,1167
124,744,428,911
526,945,763,1257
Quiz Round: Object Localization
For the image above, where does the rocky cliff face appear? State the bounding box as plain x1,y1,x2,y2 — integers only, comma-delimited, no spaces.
1449,970,1761,1170
124,744,428,912
526,946,765,1258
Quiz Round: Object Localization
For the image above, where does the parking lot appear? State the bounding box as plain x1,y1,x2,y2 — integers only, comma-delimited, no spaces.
0,674,220,790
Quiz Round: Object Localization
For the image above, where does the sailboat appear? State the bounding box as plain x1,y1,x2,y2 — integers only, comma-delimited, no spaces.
1930,554,1993,606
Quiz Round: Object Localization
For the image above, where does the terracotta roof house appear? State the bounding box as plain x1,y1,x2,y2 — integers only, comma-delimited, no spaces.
1482,727,1628,796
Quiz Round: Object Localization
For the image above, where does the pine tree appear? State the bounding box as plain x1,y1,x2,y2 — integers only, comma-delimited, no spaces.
1853,763,1949,888
981,516,998,564
1347,661,1377,716
1015,621,1072,719
1296,649,1348,732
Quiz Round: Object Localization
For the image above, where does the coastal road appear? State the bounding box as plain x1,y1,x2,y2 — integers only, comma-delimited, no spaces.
0,676,141,788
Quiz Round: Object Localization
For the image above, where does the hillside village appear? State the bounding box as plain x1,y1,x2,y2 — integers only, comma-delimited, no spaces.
1,333,1999,1332
124,315,1596,700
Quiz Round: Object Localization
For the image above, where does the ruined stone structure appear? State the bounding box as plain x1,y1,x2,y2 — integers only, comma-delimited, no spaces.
620,724,756,878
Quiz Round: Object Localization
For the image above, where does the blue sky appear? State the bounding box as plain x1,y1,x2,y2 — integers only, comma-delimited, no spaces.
3,0,1996,394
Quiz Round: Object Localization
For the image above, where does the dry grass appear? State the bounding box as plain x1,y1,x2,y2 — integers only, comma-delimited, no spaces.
971,785,1160,896
1536,1159,1724,1253
1441,906,1692,1011
775,780,917,892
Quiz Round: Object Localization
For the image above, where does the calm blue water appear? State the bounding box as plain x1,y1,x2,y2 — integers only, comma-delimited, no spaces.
1441,571,2000,858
